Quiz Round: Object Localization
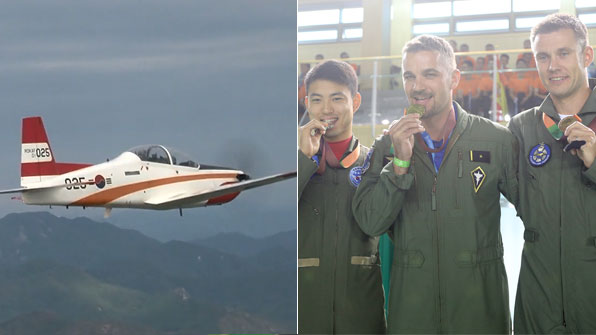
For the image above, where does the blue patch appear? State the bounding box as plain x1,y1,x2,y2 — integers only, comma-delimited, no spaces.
529,143,551,167
349,166,363,187
361,149,373,174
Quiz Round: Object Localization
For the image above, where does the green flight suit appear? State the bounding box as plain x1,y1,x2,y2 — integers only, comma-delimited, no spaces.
353,104,519,334
508,86,596,334
298,137,386,334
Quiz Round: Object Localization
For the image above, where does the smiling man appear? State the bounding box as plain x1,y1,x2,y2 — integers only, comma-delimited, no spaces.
352,35,519,334
297,60,385,334
508,14,596,334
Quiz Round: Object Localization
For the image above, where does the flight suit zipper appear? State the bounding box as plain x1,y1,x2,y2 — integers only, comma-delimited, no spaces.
332,169,338,333
432,174,442,328
430,117,461,330
559,157,567,329
433,130,460,330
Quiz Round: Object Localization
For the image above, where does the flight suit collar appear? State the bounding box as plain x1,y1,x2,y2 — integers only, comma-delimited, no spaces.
315,135,361,174
339,136,360,163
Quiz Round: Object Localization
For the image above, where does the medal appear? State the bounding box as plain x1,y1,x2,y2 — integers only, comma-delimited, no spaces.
558,114,581,133
405,104,425,117
560,115,586,152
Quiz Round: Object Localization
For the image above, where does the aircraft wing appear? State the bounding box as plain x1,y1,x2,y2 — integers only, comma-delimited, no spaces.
144,171,296,207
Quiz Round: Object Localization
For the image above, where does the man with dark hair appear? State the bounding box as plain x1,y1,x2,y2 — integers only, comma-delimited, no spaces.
353,34,519,334
298,59,385,334
517,39,536,68
455,59,476,112
508,13,596,333
456,43,475,71
500,53,510,69
340,51,360,76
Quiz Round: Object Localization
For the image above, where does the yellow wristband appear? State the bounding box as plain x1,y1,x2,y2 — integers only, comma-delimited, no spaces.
393,157,411,168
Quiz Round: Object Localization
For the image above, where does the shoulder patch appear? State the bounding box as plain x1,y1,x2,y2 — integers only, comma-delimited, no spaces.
529,143,550,167
349,166,363,187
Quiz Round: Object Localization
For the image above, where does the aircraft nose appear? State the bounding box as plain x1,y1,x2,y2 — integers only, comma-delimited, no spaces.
237,173,250,181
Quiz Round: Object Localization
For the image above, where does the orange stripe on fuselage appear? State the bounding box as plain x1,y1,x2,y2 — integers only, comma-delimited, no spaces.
70,173,237,206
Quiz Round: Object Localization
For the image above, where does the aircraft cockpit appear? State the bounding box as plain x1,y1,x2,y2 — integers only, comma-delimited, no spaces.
128,145,199,168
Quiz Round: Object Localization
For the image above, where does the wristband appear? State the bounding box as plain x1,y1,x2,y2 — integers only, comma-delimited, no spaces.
393,157,411,168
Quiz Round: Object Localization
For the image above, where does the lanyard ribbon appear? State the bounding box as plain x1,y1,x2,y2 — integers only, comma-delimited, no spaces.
542,113,596,141
315,139,361,175
413,107,457,153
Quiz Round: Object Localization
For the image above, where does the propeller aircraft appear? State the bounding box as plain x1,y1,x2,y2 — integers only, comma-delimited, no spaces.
0,117,296,217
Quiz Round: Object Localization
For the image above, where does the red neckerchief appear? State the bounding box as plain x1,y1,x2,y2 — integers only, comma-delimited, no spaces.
327,137,352,161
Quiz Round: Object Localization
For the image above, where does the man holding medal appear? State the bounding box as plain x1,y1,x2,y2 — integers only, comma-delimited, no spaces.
298,59,385,334
352,35,519,333
508,13,596,333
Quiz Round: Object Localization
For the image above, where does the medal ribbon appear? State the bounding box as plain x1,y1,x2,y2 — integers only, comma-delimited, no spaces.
414,107,457,153
315,139,361,175
543,113,596,141
542,113,564,140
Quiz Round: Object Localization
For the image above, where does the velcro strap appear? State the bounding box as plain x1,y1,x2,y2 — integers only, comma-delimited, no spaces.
298,258,320,268
396,250,425,268
524,229,538,242
455,245,504,266
351,255,377,266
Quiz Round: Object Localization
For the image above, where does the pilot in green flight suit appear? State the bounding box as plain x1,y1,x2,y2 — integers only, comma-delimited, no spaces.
508,14,596,334
298,59,385,334
353,35,519,334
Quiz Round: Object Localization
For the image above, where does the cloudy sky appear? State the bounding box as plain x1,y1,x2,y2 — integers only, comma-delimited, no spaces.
0,0,297,239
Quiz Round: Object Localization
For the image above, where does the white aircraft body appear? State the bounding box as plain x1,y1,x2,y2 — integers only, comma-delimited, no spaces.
0,117,296,216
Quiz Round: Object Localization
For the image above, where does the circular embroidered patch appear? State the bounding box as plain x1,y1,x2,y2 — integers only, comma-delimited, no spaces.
349,166,363,187
529,143,551,167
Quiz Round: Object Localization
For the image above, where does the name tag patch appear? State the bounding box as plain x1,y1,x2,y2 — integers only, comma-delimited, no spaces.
470,150,490,163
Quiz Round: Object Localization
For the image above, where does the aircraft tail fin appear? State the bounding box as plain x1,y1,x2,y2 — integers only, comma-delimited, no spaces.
21,117,57,185
21,117,91,186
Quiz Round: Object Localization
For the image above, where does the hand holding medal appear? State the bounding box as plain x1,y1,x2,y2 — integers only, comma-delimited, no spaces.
383,104,426,174
562,116,596,168
559,115,585,152
299,119,329,158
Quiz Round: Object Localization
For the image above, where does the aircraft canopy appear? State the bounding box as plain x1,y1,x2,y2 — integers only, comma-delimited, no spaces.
127,145,199,168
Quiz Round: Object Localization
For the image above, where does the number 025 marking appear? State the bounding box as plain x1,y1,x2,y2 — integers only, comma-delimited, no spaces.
34,148,50,158
65,177,87,190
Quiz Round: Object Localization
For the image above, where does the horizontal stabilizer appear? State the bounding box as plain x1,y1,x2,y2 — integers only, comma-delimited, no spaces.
0,187,27,195
144,171,296,207
0,180,95,195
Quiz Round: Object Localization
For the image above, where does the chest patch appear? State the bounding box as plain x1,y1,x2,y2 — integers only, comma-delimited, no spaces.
529,143,551,167
471,166,486,193
349,166,363,187
470,150,490,163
